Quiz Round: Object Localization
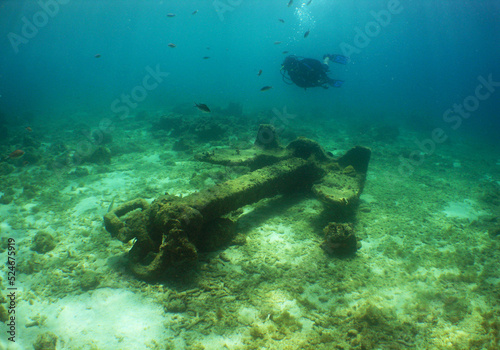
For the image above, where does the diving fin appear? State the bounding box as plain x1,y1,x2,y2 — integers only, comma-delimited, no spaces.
328,54,349,65
329,79,344,88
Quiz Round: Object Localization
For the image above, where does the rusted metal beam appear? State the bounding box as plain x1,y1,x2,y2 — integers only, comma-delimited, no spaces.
104,125,371,280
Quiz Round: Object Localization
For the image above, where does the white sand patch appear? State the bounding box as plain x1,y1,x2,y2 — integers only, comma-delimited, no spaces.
414,266,461,279
360,193,377,203
140,153,161,164
72,196,101,217
302,284,334,310
356,234,383,254
60,183,92,196
153,176,186,189
97,171,136,192
372,286,415,314
267,231,286,245
0,221,13,234
443,199,488,221
264,291,301,316
237,307,259,325
259,224,295,249
195,332,244,350
29,217,52,230
16,288,168,350
0,220,26,242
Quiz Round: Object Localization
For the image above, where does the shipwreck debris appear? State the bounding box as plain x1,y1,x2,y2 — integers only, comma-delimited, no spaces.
104,124,371,279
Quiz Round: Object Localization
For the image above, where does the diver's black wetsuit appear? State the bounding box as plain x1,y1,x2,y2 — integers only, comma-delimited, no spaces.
281,54,347,90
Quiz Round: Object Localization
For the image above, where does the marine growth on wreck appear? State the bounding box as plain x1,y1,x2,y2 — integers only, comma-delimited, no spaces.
104,125,371,279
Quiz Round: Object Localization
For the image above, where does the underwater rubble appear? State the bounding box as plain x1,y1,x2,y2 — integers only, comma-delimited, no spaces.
105,124,371,279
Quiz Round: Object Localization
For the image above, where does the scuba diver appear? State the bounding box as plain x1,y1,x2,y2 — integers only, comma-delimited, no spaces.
280,54,348,90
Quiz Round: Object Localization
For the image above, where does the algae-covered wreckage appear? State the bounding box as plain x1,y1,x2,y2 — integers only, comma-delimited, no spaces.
104,125,371,280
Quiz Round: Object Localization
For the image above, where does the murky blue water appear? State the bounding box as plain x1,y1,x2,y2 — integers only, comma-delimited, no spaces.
1,2,500,349
0,0,499,139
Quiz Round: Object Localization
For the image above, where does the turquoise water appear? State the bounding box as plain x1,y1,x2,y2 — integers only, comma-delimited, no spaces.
1,1,500,349
1,1,499,141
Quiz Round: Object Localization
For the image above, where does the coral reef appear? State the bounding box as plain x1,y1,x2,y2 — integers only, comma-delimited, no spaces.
79,271,101,291
321,222,359,256
33,332,58,350
193,119,226,141
31,232,57,254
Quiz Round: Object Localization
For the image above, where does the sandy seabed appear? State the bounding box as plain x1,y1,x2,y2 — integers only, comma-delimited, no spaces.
0,110,499,350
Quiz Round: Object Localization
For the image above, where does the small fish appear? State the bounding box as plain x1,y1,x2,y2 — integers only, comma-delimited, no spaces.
282,51,289,54
167,13,176,17
202,56,210,59
260,86,272,91
5,149,25,160
107,195,118,213
307,0,312,5
257,69,262,76
279,19,285,23
194,103,211,113
287,0,293,7
274,41,281,45
94,54,101,58
192,10,198,15
304,30,310,38
168,43,176,48
25,126,32,132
